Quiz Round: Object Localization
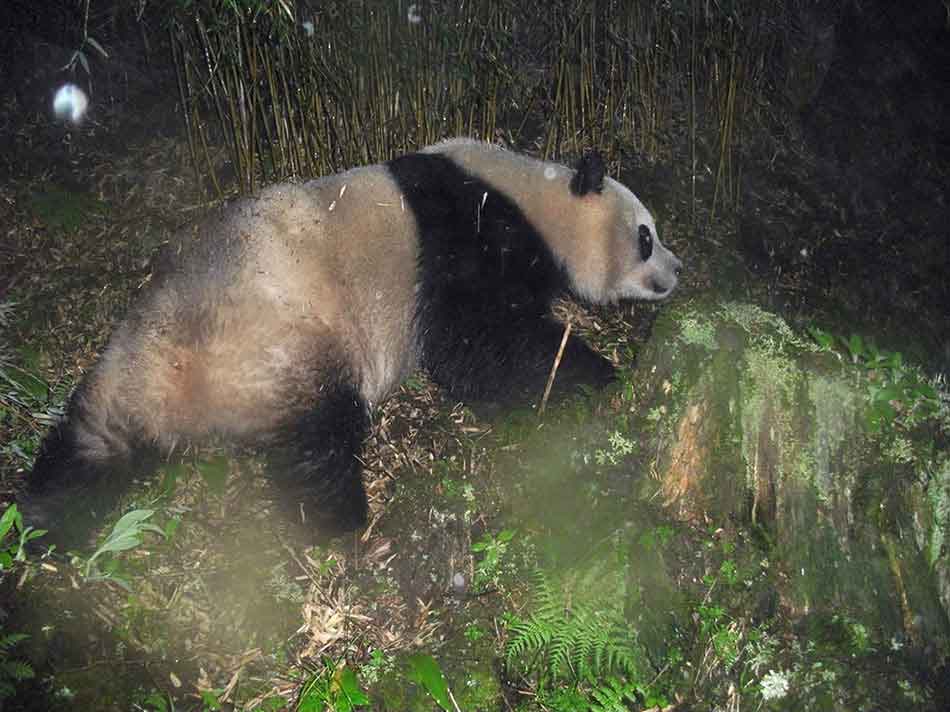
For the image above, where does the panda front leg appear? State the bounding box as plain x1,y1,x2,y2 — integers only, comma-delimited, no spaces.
267,382,371,536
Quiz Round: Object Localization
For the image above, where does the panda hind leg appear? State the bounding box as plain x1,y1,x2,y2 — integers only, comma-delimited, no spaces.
267,381,370,537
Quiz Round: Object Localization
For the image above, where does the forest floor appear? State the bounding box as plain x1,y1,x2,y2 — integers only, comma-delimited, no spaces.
1,17,948,708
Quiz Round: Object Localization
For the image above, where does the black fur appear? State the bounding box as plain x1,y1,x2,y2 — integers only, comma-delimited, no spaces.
22,379,159,548
569,151,606,196
389,152,615,404
268,381,370,534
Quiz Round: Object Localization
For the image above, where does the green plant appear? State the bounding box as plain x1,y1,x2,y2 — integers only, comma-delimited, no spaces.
809,328,940,432
358,649,394,686
593,430,636,467
505,571,643,686
0,306,69,468
251,695,290,711
0,631,34,699
407,653,459,712
84,509,166,588
472,528,516,592
696,603,741,669
464,623,487,643
136,689,172,711
0,504,46,568
201,688,223,711
297,659,369,712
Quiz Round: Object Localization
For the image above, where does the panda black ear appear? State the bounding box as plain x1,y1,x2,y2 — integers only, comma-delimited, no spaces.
570,151,606,196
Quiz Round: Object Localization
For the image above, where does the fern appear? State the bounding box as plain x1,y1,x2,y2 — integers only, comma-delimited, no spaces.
0,634,28,652
589,677,640,712
505,570,642,686
0,660,33,682
0,631,34,700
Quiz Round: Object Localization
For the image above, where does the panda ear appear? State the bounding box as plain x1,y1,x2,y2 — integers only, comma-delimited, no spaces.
569,151,606,196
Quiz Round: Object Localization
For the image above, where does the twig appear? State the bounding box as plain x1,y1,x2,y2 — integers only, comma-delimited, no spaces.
539,320,572,418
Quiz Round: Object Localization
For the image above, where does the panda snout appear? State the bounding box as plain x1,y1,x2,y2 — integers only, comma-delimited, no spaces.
648,255,682,297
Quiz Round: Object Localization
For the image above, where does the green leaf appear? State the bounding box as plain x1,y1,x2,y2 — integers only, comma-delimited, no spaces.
808,327,835,351
141,691,169,712
22,528,46,543
85,509,166,577
295,688,322,712
846,334,865,362
336,665,369,707
164,518,181,540
0,505,19,540
407,653,452,712
200,689,222,710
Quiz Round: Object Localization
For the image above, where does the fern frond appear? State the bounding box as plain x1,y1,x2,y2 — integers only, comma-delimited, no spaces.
531,570,563,621
589,677,638,712
0,660,34,681
505,568,646,688
574,620,594,681
0,634,28,653
505,615,552,672
548,627,573,682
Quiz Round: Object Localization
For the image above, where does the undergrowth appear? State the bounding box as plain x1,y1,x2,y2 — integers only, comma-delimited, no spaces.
505,570,668,711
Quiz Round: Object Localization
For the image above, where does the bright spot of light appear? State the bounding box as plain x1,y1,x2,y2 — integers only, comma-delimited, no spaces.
407,4,422,24
53,83,88,123
301,20,315,37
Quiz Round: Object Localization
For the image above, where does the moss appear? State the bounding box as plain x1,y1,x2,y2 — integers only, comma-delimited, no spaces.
926,459,950,568
677,312,718,350
807,374,861,501
717,301,816,353
740,345,802,496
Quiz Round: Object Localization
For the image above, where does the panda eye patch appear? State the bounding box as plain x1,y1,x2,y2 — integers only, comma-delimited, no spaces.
638,224,653,261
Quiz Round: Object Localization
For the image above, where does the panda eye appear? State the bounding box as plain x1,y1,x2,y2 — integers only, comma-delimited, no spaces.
638,224,653,261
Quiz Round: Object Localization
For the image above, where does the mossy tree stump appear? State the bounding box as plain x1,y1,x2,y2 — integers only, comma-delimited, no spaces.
634,299,950,654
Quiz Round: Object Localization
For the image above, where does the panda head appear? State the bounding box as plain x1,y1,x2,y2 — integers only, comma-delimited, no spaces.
564,152,682,304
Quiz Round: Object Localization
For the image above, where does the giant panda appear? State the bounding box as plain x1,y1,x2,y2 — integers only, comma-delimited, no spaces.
21,138,682,549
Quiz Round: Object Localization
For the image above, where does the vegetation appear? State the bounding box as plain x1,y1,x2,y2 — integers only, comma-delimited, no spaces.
0,302,69,474
505,570,660,709
0,631,34,700
0,0,947,708
297,659,370,712
171,0,802,217
809,327,942,433
83,509,167,588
